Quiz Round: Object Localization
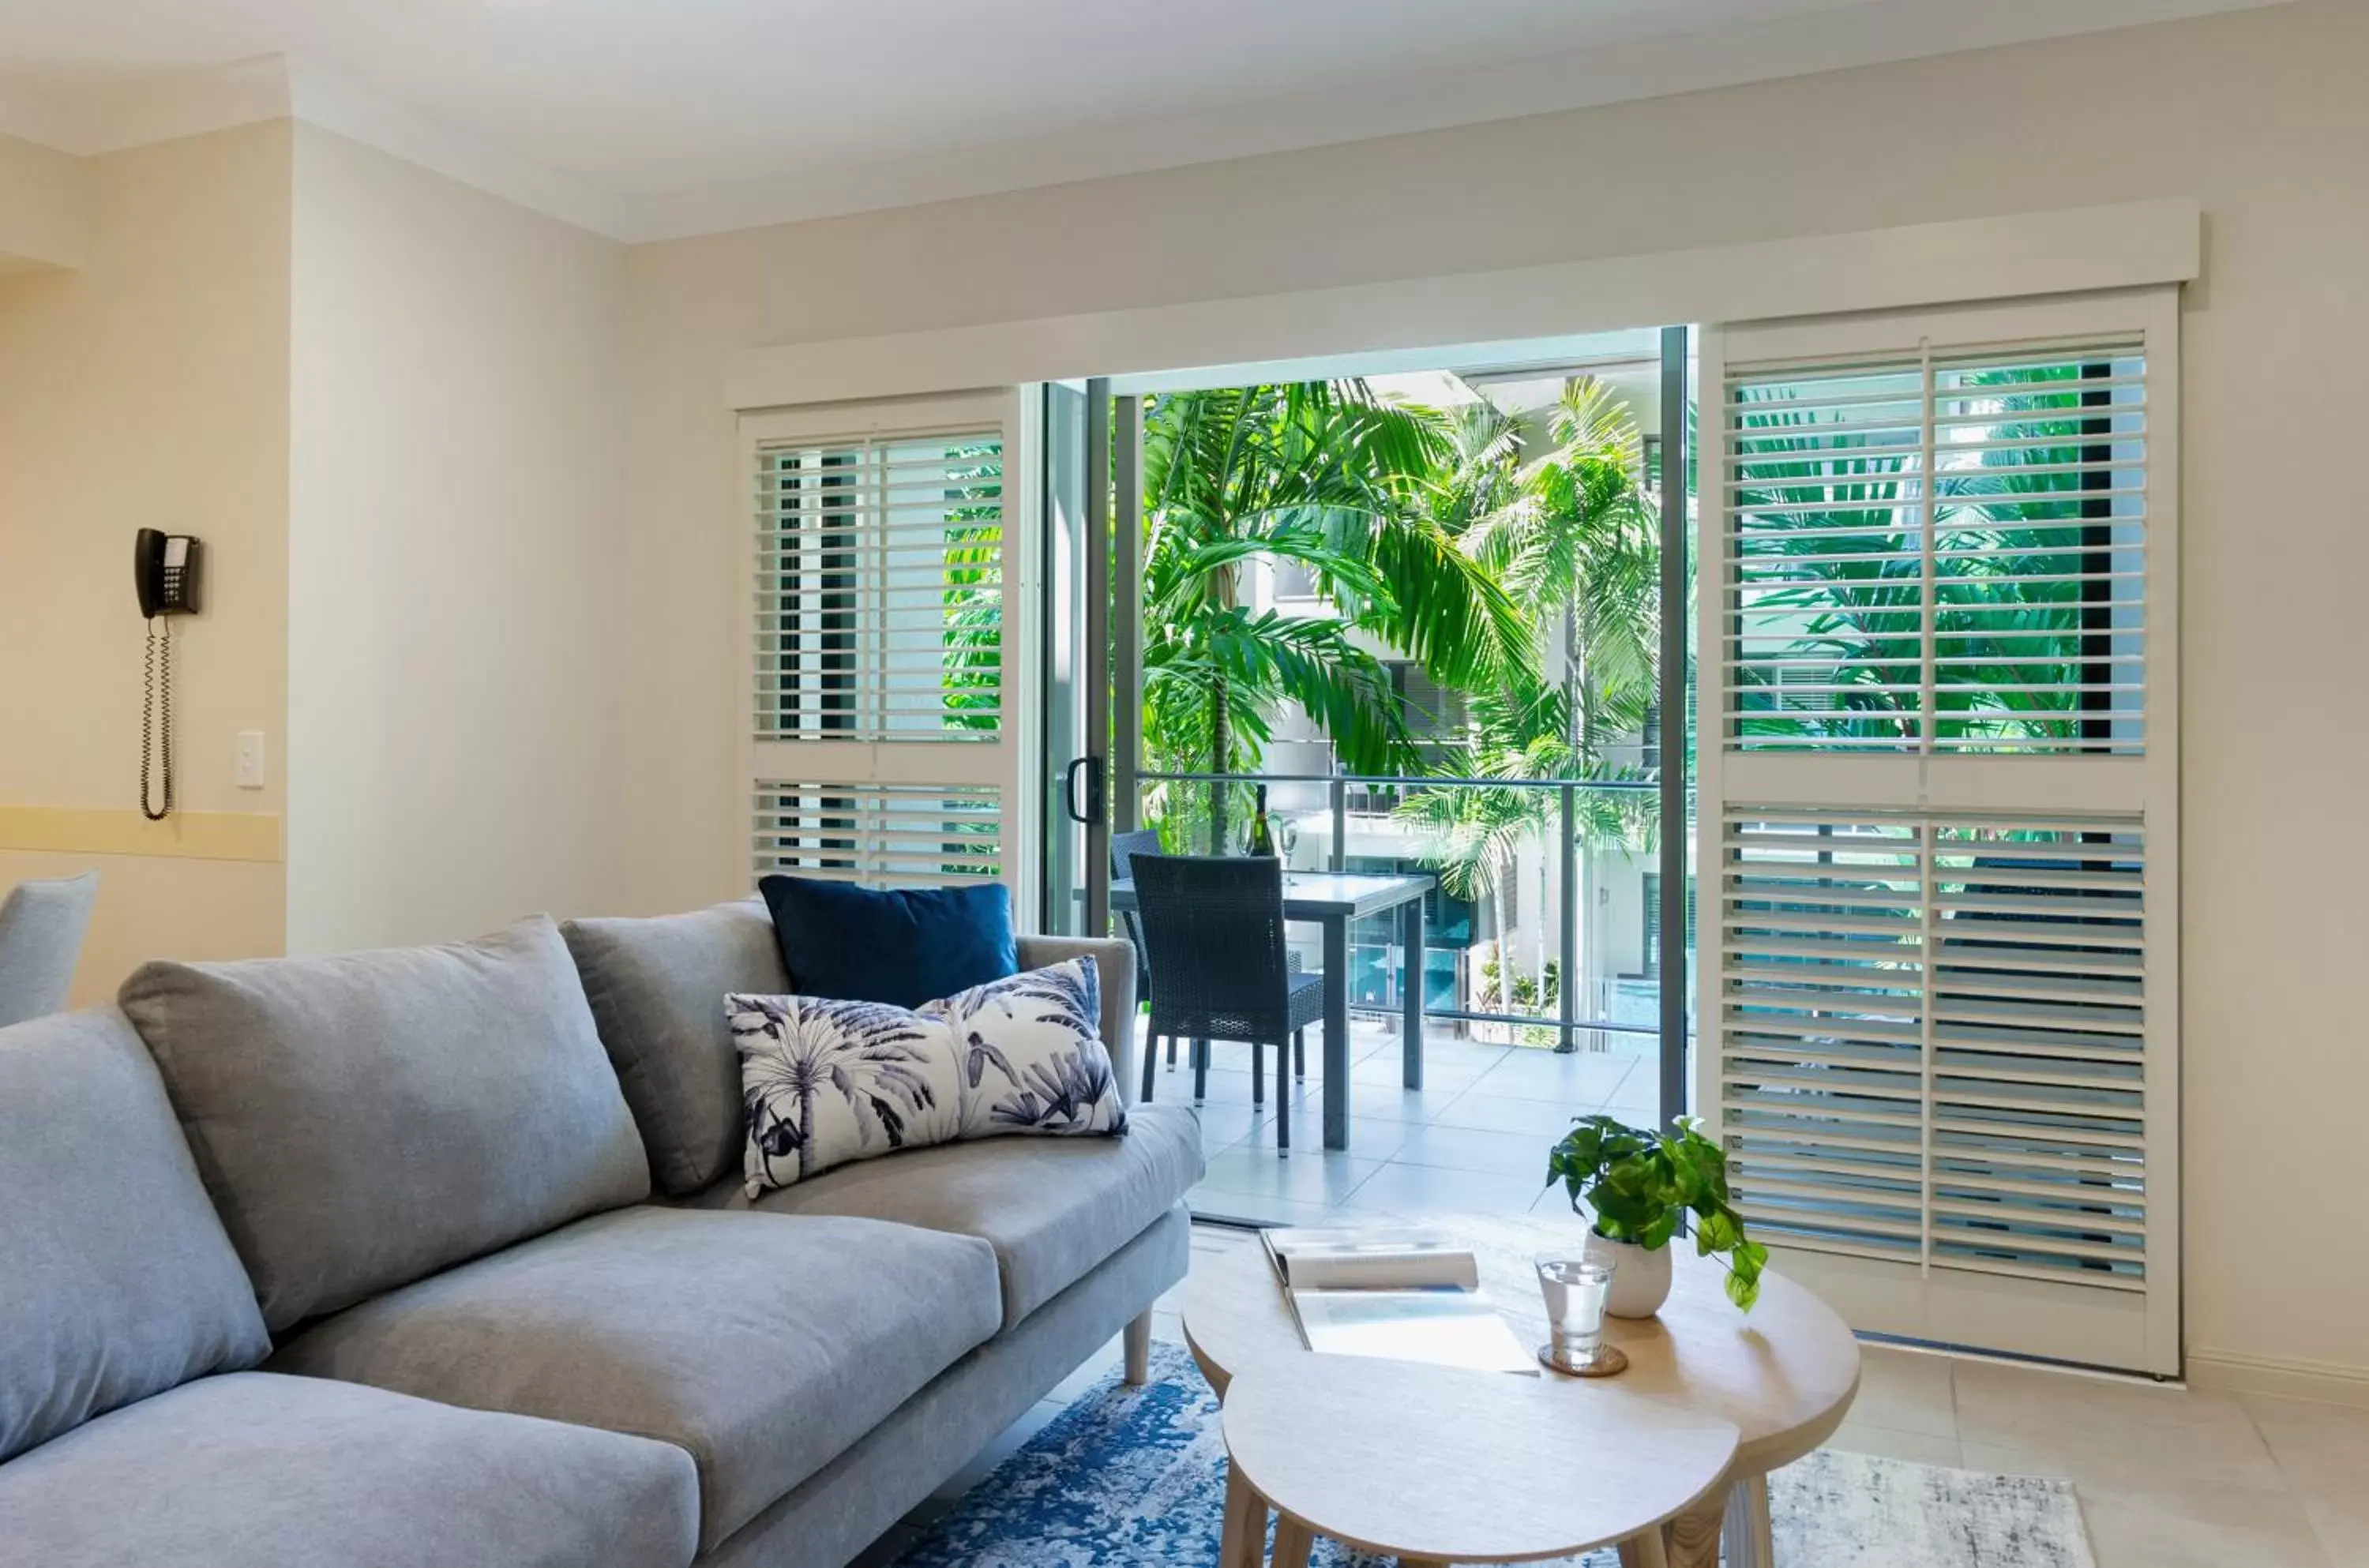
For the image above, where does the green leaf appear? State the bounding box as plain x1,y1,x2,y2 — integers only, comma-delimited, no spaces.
1533,1112,1763,1311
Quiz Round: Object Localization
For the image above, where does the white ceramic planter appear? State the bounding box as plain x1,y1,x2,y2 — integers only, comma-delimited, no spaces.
1583,1232,1673,1319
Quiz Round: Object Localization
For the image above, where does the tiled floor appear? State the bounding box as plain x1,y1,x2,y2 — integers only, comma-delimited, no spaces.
858,1225,2369,1568
1157,1016,1660,1225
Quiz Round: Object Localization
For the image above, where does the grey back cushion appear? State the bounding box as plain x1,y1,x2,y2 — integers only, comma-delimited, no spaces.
561,901,1143,1196
0,870,99,1028
118,917,651,1332
562,899,789,1195
0,1008,271,1462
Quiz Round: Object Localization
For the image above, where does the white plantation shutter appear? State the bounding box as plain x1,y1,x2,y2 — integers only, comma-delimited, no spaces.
753,782,1004,886
1727,345,2149,754
753,431,1004,741
741,393,1028,913
1700,291,2179,1374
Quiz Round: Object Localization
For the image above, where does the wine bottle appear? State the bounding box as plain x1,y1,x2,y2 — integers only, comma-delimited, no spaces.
1248,784,1276,857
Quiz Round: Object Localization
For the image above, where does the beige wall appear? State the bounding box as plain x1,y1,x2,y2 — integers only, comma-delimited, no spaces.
621,0,2369,1381
0,132,84,272
285,126,630,953
0,122,292,1000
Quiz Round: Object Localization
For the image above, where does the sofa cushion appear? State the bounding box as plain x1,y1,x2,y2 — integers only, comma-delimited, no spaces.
1018,932,1139,1094
731,958,1128,1199
698,1101,1202,1328
758,875,1019,1008
0,1009,271,1463
563,898,789,1196
268,1206,1002,1551
560,899,1140,1199
118,917,650,1332
0,1372,698,1568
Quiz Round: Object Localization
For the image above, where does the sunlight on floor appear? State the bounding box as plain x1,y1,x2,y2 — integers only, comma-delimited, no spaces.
1151,1017,1657,1225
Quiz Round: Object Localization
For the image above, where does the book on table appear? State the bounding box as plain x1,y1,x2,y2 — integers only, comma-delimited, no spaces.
1262,1226,1537,1376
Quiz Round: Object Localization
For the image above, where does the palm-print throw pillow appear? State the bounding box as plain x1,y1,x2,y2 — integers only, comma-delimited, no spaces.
922,957,1128,1143
729,955,1126,1199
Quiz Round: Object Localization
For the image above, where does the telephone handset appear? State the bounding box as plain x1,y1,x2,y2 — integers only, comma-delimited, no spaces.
136,528,200,618
134,530,201,820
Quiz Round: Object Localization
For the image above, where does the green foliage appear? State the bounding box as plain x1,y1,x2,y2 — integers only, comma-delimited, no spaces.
939,445,1004,733
1395,377,1662,922
1731,363,2132,749
1475,953,1561,1045
1545,1114,1768,1311
1139,381,1539,786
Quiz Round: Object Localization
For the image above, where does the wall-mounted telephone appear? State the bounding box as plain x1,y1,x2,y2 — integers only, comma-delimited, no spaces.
134,530,201,820
135,528,201,618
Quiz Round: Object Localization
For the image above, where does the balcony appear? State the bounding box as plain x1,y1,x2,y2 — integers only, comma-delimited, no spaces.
1147,1014,1660,1225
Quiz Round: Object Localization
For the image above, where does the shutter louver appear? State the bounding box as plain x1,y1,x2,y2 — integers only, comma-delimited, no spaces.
1727,343,2147,755
753,430,1004,742
1720,809,2151,1289
753,782,1004,886
1702,292,2177,1374
741,392,1025,925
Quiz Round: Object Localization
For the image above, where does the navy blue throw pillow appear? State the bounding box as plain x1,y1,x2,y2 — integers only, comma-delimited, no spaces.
757,876,1019,1009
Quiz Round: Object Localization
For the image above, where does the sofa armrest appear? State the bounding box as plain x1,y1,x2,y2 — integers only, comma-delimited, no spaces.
1016,934,1139,1104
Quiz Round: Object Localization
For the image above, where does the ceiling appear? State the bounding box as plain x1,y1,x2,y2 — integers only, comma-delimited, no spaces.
0,0,2287,241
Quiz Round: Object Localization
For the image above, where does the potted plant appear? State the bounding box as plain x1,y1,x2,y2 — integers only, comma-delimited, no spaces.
1544,1114,1767,1317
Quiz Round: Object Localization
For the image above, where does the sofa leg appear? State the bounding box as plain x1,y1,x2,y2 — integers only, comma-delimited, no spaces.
1123,1310,1154,1386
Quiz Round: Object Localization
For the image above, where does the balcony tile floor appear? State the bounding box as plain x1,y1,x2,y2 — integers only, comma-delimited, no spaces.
1133,1017,1660,1226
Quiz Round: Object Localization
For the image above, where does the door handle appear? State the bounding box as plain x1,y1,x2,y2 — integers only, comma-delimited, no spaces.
1064,756,1105,825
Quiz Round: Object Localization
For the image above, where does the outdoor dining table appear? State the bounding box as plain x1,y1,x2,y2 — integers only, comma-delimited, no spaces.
1109,870,1431,1151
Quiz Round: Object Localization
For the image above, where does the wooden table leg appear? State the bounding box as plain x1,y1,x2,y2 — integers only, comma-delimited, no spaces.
1661,1495,1727,1568
1617,1530,1671,1568
1321,915,1350,1149
1218,1463,1266,1568
1722,1472,1774,1568
1271,1517,1316,1568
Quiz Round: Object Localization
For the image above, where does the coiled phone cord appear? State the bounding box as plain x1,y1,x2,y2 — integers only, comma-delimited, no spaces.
141,617,174,821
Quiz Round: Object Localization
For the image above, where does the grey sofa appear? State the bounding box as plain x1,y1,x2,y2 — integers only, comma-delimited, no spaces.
0,902,1201,1568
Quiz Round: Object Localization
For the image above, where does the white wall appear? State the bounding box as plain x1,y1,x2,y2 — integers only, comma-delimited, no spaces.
286,126,630,952
0,123,291,999
621,0,2369,1384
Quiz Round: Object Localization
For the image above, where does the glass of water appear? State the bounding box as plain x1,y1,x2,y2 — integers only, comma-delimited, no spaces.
1534,1255,1618,1375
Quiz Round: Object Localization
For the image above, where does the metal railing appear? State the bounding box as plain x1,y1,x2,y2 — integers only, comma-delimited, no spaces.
1132,768,1688,1053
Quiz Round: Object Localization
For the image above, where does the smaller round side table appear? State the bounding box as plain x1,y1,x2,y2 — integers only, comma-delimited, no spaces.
1217,1354,1740,1568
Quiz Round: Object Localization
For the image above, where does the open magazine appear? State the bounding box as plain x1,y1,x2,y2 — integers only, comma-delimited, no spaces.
1262,1226,1536,1376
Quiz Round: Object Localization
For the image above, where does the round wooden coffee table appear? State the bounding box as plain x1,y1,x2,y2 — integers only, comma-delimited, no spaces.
1218,1354,1737,1568
1184,1213,1861,1568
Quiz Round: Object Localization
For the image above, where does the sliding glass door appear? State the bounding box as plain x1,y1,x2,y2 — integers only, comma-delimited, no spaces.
1042,338,1699,1140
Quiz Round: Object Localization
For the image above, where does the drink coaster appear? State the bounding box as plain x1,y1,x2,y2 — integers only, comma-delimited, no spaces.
1538,1343,1629,1379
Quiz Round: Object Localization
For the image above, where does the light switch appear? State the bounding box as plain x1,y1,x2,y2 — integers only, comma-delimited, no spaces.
235,730,267,790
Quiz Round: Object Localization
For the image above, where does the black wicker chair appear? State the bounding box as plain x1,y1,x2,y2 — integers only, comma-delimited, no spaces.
1110,827,1164,1013
1111,828,1187,1072
1128,853,1323,1151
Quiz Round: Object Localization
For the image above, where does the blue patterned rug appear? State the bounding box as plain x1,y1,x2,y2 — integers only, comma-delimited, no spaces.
895,1342,2096,1567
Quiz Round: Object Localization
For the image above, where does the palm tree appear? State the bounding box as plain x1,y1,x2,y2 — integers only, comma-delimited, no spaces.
1398,379,1662,1012
1140,381,1538,849
1462,377,1661,756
